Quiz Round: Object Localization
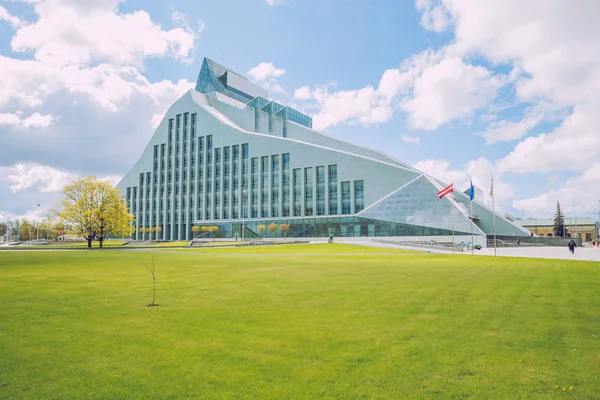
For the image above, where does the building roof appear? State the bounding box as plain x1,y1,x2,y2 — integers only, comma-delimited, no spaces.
516,217,596,227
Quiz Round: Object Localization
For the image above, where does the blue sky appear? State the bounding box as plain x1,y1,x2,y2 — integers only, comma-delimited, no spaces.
1,0,600,223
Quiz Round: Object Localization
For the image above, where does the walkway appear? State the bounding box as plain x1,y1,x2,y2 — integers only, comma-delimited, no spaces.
341,240,600,262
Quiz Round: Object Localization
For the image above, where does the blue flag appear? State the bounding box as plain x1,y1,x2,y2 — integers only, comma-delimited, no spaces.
469,179,475,201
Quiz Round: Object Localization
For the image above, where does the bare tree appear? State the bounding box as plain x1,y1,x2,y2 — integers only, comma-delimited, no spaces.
142,254,158,307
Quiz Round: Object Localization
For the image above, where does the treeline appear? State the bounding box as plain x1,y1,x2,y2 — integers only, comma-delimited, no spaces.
0,220,71,241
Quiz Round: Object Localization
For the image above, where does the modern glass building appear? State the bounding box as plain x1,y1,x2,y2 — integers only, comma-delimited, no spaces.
116,58,530,244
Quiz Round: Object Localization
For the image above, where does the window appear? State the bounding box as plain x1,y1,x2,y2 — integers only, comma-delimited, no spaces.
271,155,279,217
305,167,313,216
328,165,338,215
354,180,364,213
261,156,269,217
316,166,325,216
341,181,351,215
251,158,259,218
293,168,301,217
282,154,290,217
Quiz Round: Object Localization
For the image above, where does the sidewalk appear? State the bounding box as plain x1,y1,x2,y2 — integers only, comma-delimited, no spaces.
342,240,600,261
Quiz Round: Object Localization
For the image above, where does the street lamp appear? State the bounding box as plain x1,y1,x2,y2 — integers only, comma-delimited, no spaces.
36,204,40,242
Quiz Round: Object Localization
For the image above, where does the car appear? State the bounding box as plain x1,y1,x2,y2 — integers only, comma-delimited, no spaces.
456,241,481,251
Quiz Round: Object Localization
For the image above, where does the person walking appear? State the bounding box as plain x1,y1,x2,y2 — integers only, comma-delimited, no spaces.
568,239,576,254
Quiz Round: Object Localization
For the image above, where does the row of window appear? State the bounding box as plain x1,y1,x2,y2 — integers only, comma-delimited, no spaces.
126,114,364,240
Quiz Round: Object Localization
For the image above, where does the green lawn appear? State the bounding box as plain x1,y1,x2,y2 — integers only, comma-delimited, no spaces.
0,245,598,399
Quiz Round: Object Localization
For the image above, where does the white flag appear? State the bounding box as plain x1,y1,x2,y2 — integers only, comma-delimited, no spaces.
489,173,494,197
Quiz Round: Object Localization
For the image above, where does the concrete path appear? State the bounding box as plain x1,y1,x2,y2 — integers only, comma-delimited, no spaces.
341,240,600,262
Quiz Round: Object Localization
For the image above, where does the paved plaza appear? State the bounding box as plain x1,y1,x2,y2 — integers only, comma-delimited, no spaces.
343,240,600,262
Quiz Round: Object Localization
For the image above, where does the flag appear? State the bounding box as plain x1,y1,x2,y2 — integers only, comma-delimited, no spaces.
469,179,475,201
489,173,494,197
437,183,454,199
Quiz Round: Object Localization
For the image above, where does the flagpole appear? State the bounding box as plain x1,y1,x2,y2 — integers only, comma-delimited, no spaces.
471,200,474,256
491,176,497,257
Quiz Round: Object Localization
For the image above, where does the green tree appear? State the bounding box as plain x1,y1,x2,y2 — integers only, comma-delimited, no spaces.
280,223,290,240
258,224,266,237
269,223,277,238
19,220,32,241
191,225,201,238
0,223,7,238
553,201,565,238
54,177,134,248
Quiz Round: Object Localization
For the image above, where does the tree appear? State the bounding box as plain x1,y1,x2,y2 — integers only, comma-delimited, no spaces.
154,226,163,239
141,254,158,307
280,223,290,240
55,177,134,248
146,227,155,240
269,223,277,238
191,225,201,238
258,224,266,237
19,220,32,241
0,223,7,239
553,201,565,238
201,226,210,237
209,226,219,238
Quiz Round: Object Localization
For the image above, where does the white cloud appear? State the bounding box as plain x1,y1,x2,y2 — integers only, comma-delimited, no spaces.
307,49,503,132
0,112,57,129
294,86,312,100
265,0,287,5
401,134,421,144
0,5,24,27
421,0,600,175
310,58,420,131
513,163,600,217
0,55,194,112
247,62,286,95
414,157,513,206
247,62,285,82
497,99,600,174
5,163,76,193
413,159,468,188
402,57,503,130
10,0,200,67
479,110,542,144
416,0,451,32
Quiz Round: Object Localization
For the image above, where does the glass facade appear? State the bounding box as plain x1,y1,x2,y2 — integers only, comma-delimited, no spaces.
120,58,528,242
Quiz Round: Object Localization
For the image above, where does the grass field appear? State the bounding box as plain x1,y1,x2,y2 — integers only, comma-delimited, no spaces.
0,244,598,399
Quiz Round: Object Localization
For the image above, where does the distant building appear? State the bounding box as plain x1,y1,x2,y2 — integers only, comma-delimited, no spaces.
515,217,598,242
116,58,530,243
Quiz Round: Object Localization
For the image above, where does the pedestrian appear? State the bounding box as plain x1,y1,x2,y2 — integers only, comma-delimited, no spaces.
568,239,576,254
517,238,521,246
329,235,333,243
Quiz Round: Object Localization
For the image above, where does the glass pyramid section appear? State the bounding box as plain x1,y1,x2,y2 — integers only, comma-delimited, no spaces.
357,175,481,235
451,190,531,237
195,58,254,104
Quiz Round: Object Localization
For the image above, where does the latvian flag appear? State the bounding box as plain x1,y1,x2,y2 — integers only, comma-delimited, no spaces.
437,183,453,199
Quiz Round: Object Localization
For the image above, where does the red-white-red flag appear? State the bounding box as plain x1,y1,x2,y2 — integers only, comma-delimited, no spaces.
437,183,454,199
